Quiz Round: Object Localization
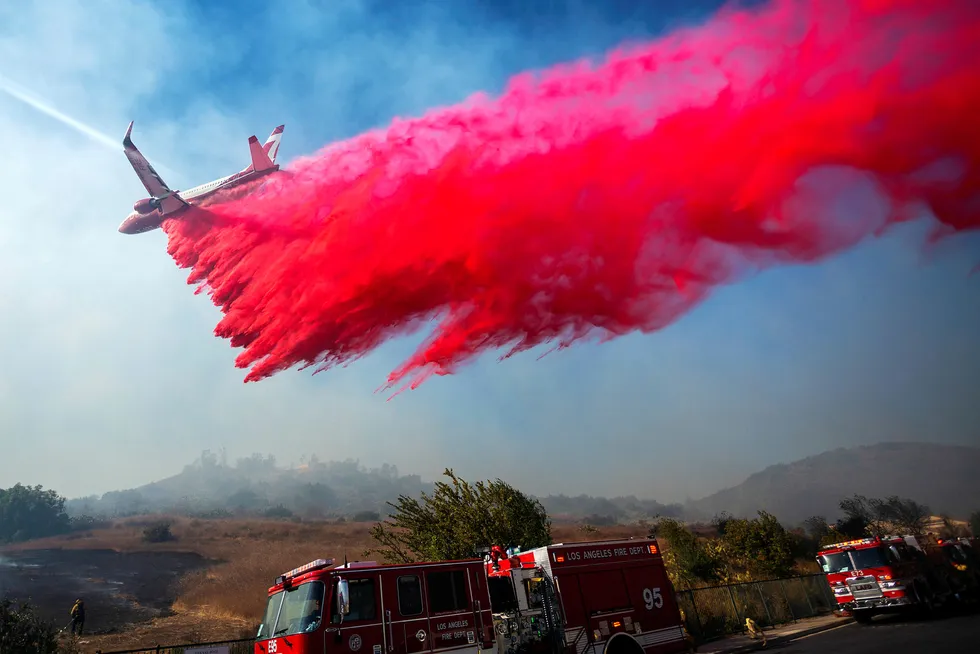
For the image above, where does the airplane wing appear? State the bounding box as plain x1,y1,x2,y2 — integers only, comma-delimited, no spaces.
123,121,189,213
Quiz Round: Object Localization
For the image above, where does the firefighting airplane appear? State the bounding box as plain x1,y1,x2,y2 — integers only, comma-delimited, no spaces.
118,121,284,234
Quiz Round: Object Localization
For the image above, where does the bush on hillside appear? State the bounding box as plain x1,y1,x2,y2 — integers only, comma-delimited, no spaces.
720,511,797,579
142,520,176,543
0,484,72,543
263,505,294,519
0,599,60,654
649,517,722,589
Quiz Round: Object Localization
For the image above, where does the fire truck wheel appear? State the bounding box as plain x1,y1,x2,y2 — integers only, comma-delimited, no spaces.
911,582,937,619
603,633,644,654
852,610,874,625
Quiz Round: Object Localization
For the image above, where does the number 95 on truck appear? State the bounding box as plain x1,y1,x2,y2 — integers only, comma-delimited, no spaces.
254,538,690,654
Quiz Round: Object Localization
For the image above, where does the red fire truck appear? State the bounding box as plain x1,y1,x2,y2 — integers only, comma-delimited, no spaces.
937,537,980,595
816,534,972,624
254,538,689,654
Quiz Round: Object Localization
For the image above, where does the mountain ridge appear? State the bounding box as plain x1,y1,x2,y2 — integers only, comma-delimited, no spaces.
685,441,980,524
63,442,978,527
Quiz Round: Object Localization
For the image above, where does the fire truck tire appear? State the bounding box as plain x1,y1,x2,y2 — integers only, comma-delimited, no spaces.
911,582,937,618
603,634,645,654
852,610,874,625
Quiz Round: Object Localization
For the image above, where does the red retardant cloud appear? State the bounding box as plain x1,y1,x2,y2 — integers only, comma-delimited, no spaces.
164,0,980,395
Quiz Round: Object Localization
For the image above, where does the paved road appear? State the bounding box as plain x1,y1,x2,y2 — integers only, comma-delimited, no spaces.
773,609,980,653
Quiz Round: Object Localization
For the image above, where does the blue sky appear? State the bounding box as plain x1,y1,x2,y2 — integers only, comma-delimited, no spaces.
0,0,977,504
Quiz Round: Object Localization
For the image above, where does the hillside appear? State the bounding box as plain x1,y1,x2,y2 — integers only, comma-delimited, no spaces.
65,451,683,523
686,442,980,525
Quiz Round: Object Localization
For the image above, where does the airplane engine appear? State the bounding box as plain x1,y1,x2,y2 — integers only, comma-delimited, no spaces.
133,198,158,214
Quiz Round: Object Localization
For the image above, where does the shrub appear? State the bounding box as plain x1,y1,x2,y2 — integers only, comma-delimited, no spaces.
142,521,176,543
0,598,59,654
263,505,294,519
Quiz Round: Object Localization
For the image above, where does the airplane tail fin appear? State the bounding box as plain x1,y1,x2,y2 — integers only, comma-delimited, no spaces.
263,125,284,163
248,135,276,172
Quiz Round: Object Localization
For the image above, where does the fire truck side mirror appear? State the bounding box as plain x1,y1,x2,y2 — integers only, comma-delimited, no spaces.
337,579,351,620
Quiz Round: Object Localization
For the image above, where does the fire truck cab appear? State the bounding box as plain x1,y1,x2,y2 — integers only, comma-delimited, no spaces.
255,538,689,654
816,535,965,624
937,537,980,596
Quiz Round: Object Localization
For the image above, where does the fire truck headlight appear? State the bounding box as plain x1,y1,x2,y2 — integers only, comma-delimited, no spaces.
833,586,850,595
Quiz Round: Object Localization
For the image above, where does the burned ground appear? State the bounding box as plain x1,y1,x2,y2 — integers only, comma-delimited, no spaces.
0,548,211,634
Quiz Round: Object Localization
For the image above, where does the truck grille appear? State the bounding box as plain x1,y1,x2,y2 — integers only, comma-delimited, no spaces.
847,576,883,600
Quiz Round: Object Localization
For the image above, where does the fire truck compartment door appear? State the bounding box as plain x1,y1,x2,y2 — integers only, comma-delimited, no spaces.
381,571,433,654
331,575,386,654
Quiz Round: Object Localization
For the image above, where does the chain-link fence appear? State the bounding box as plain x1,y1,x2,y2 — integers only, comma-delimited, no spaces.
95,636,253,654
675,573,836,643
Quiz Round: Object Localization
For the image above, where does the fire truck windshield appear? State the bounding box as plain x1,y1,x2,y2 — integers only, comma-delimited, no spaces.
818,552,851,574
849,547,888,570
819,547,890,574
256,581,325,640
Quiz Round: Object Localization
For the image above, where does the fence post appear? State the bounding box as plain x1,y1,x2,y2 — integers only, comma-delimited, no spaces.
779,579,796,623
687,589,704,640
728,584,742,632
798,576,815,616
756,582,773,626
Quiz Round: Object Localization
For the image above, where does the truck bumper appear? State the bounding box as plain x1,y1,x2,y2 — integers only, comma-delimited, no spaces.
844,596,913,611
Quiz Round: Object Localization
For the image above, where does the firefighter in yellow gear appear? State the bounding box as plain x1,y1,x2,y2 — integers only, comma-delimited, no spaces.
69,599,85,636
745,617,766,647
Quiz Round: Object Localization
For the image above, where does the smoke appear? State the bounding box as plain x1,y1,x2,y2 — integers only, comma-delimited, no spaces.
163,0,980,396
0,73,180,177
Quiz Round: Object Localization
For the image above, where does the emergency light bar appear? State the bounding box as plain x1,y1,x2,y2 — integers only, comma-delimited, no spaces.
822,538,877,549
276,558,335,585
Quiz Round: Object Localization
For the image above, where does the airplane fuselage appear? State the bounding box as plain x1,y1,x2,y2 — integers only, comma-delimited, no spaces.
119,120,284,235
118,165,280,234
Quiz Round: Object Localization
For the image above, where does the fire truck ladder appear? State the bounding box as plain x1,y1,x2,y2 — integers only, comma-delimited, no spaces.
540,575,568,654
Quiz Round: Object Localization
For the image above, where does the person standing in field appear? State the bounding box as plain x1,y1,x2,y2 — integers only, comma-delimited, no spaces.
69,598,85,635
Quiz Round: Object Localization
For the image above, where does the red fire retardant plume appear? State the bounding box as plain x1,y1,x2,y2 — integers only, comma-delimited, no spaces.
164,0,980,395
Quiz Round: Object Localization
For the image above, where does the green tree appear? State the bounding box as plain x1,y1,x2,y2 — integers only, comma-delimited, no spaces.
368,469,551,563
0,599,60,653
720,511,797,580
0,484,71,543
649,517,722,589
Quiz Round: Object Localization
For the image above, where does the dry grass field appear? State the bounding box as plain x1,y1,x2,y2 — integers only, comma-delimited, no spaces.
4,516,648,652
